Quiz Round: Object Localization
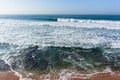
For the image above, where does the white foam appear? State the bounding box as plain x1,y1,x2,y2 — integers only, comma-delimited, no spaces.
58,69,75,80
0,19,120,49
54,67,113,80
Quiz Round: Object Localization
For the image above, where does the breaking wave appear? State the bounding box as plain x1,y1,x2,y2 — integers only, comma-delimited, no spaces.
4,46,120,72
1,18,120,30
0,19,120,49
57,18,120,23
0,45,119,80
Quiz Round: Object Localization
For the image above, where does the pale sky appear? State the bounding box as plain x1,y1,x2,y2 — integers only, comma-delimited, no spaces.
0,0,120,14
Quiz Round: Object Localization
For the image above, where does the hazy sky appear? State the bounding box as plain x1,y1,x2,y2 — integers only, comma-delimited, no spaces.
0,0,120,14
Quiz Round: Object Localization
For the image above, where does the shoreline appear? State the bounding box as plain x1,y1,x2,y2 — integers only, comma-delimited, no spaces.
0,71,120,80
71,73,120,80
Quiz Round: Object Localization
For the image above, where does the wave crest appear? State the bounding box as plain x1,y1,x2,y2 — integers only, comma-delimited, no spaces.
57,18,120,23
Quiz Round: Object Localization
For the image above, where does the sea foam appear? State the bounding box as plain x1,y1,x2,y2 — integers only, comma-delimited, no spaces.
0,19,120,49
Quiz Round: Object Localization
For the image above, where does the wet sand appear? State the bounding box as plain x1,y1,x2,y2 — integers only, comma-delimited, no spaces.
0,71,120,80
0,71,19,80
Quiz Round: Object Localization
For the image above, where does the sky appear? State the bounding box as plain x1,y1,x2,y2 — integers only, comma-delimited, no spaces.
0,0,120,15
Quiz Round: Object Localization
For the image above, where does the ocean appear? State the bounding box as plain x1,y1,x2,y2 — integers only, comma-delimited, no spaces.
0,15,120,80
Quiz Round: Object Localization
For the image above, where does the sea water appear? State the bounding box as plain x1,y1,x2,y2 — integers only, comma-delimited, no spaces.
0,15,120,79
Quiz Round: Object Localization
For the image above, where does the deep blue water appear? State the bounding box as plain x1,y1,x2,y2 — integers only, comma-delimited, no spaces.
0,15,120,21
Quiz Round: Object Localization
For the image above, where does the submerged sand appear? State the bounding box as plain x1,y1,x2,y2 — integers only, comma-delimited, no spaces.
0,72,19,80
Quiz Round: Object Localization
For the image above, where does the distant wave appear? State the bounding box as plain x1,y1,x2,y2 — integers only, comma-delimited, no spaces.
57,18,120,23
57,18,85,22
1,18,120,30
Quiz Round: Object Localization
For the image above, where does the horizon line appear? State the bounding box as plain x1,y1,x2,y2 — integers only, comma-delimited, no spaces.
0,14,120,15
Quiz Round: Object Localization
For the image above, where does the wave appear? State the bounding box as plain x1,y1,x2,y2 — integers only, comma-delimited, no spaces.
0,42,19,59
1,19,120,49
57,18,93,22
57,18,120,23
7,46,103,71
1,19,120,30
6,46,120,72
0,45,119,79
